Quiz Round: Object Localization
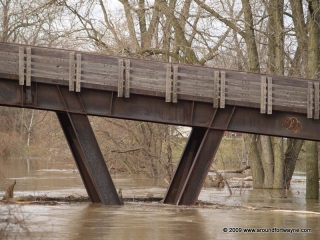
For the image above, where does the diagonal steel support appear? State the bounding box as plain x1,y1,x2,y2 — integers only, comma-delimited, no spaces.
56,112,121,205
164,107,235,205
163,127,206,204
163,127,224,205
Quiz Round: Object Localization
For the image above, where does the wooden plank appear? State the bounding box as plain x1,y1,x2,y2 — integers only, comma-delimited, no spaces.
130,67,167,76
0,65,19,75
81,60,119,71
260,76,267,113
76,54,81,92
172,65,178,103
130,73,166,83
273,98,307,107
225,85,261,96
81,65,118,76
226,78,261,89
26,47,31,86
213,71,219,108
30,61,69,72
19,47,24,85
0,43,21,53
267,77,272,114
69,52,75,91
130,76,166,88
178,85,213,96
226,78,261,86
314,82,319,119
118,59,124,97
307,82,314,118
273,89,307,98
130,70,166,82
176,81,213,97
131,82,168,92
80,53,119,65
165,64,172,102
225,95,261,103
272,78,309,88
125,59,130,98
220,71,226,108
225,92,261,102
81,72,118,82
30,54,70,64
126,58,167,73
0,51,19,60
31,69,69,79
273,93,307,102
176,71,215,82
272,83,308,92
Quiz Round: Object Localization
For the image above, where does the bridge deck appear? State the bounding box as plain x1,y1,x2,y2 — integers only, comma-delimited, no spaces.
0,42,318,118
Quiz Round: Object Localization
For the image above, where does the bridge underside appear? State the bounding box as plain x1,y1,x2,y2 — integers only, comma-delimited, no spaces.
1,78,320,205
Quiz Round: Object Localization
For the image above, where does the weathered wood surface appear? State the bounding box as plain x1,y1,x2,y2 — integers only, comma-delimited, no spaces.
0,42,319,118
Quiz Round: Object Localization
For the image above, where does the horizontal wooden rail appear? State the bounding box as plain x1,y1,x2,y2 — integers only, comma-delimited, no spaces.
0,42,319,119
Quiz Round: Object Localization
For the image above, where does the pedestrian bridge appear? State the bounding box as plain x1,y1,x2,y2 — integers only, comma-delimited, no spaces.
0,42,319,205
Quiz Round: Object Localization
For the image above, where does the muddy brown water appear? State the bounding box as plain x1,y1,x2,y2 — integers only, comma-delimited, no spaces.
1,164,320,239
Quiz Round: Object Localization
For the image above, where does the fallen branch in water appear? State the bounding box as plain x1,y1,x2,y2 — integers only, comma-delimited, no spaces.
224,165,251,174
230,176,253,181
209,167,232,195
2,180,16,200
271,209,320,215
0,194,164,205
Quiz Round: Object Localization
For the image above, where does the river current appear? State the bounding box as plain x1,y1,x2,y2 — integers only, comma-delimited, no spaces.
1,166,320,239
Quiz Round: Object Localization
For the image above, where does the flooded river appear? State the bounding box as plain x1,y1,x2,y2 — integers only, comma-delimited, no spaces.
1,166,320,239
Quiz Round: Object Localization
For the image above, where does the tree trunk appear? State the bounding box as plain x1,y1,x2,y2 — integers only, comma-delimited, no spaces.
272,137,284,189
243,134,264,188
305,0,319,199
241,0,260,73
284,139,304,189
260,135,274,188
305,141,319,199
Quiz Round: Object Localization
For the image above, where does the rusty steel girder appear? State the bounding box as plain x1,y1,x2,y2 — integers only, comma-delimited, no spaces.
1,79,319,141
164,107,235,205
56,112,121,205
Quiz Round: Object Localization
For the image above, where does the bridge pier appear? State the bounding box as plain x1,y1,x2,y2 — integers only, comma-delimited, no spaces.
163,127,225,205
57,112,121,205
164,106,236,205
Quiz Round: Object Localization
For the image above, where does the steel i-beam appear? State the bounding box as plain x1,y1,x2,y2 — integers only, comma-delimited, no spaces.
163,127,225,205
164,107,235,205
56,112,121,205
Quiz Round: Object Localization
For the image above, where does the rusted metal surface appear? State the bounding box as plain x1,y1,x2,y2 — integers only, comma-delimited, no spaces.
163,127,207,204
57,112,121,205
164,107,235,205
177,129,225,205
2,78,320,141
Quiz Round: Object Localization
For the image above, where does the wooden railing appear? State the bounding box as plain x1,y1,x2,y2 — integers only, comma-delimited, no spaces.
0,42,318,118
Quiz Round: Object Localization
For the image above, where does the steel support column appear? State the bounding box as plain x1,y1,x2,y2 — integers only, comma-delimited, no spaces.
163,127,206,204
164,107,235,205
163,127,225,205
56,112,121,205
